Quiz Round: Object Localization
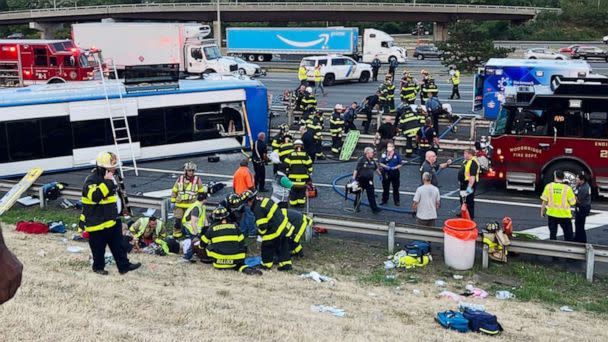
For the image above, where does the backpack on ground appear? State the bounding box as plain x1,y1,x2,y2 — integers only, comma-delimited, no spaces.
462,308,503,335
405,240,431,258
436,310,470,333
47,221,66,233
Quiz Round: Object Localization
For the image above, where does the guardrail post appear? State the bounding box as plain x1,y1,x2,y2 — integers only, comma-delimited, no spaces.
38,187,46,209
482,244,489,269
305,214,313,243
388,221,395,254
585,243,595,283
470,117,476,141
160,198,170,223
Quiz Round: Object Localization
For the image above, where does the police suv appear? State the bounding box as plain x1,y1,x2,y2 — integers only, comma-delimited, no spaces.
300,55,373,86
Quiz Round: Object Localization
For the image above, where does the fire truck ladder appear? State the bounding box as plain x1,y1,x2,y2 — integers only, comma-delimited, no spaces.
93,55,138,177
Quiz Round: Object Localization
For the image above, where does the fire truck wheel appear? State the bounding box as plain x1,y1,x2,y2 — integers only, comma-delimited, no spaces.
542,161,586,188
47,78,66,84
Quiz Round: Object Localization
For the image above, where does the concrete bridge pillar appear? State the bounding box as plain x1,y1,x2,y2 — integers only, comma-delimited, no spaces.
213,20,222,47
29,22,63,39
433,22,449,42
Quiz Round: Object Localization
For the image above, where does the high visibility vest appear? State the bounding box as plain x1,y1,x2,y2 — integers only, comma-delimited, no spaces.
171,175,203,208
463,157,480,183
541,182,576,218
130,217,165,239
451,70,460,85
298,67,307,81
314,69,322,82
182,201,206,235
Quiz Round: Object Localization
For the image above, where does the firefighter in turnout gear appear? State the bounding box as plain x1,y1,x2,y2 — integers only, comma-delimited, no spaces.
285,209,312,256
421,77,439,105
180,192,208,262
271,124,290,174
285,140,313,207
379,75,396,115
278,134,295,168
170,161,205,238
301,87,317,124
400,74,418,105
200,206,261,275
329,104,345,155
244,191,293,271
398,105,424,157
82,151,141,275
308,110,325,160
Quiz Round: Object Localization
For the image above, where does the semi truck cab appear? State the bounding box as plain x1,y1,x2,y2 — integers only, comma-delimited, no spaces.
362,29,406,63
186,40,237,75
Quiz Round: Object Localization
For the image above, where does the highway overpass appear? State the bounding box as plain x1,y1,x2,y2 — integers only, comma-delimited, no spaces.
0,2,561,41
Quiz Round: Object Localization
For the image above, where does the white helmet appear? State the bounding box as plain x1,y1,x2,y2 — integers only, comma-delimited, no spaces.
334,104,344,111
294,139,304,146
184,161,197,172
305,86,313,93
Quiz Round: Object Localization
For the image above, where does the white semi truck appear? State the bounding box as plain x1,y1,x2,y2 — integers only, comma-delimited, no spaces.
72,22,238,76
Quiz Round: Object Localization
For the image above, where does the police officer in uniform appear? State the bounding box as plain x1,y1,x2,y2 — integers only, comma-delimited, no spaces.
329,104,345,155
353,147,381,214
82,152,141,275
449,66,461,99
200,206,261,275
458,149,480,219
285,140,313,207
417,118,437,161
540,170,577,241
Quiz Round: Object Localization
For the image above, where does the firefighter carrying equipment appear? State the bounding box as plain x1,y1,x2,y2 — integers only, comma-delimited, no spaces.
541,182,576,218
201,221,248,271
181,201,207,236
483,221,511,263
80,172,118,233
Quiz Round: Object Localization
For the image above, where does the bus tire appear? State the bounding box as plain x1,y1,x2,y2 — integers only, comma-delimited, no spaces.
542,161,587,190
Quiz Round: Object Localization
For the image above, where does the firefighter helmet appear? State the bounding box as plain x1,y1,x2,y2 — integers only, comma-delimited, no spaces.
294,139,304,147
211,206,230,221
95,151,119,169
183,161,197,172
305,86,313,93
279,123,289,133
241,190,258,202
334,104,344,111
227,193,244,210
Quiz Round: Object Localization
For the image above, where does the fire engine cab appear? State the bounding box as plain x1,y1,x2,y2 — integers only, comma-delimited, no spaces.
479,76,608,198
0,39,95,87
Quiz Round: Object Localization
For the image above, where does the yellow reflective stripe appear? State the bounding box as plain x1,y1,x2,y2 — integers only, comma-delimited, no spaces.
213,263,236,269
211,235,244,243
207,250,246,260
262,216,288,241
293,218,308,243
201,235,210,244
81,196,117,205
279,260,292,267
262,262,273,268
85,219,116,232
98,183,110,197
293,244,303,253
238,265,248,272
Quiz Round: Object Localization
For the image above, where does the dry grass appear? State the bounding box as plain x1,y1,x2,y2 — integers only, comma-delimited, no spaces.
1,224,606,342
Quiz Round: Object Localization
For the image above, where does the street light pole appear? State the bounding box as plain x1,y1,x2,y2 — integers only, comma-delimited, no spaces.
216,0,222,47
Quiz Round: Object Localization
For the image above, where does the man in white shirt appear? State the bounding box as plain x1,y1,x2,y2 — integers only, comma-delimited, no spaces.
412,172,441,226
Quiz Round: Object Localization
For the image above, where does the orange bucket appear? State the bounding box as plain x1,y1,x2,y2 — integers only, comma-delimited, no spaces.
443,219,478,241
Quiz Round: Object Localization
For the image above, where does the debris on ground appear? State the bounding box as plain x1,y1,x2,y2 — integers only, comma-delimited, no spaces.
453,274,464,280
495,290,516,300
438,291,464,302
66,246,84,253
311,305,346,317
435,280,447,287
300,271,335,283
459,302,486,312
560,306,574,312
464,284,488,299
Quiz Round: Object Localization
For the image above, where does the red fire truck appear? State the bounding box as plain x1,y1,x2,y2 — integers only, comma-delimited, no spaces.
0,39,96,87
480,76,608,198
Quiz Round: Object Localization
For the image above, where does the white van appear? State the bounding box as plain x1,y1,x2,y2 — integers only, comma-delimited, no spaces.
300,55,373,86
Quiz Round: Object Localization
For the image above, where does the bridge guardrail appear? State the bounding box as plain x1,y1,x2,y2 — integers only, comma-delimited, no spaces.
0,179,603,282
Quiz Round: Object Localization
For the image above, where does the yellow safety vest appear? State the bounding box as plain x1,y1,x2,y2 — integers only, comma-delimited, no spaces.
451,70,460,85
541,182,576,218
463,157,480,183
171,175,203,208
130,217,165,239
298,67,307,81
314,69,322,82
182,201,206,235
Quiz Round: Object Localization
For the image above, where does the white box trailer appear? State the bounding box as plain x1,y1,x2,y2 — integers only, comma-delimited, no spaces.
72,22,237,75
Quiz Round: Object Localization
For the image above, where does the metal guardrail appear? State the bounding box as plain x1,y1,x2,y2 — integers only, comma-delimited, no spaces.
0,179,604,281
0,2,561,18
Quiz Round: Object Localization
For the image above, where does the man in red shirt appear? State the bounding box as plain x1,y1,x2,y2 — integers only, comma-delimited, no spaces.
232,160,257,237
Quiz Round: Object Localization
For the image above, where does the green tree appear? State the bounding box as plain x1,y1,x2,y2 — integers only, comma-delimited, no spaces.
437,21,513,73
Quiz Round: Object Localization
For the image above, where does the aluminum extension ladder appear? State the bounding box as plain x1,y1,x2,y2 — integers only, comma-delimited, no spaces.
93,54,138,177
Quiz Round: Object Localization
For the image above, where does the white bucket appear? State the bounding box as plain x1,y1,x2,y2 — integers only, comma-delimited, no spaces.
444,232,476,270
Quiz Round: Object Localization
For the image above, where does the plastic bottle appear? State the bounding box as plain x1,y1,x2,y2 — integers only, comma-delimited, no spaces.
384,260,396,280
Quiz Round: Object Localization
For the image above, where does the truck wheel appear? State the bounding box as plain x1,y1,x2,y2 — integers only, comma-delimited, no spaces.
202,69,216,75
247,54,256,62
257,55,265,62
323,73,335,86
388,56,397,63
359,71,370,83
417,54,424,60
238,68,247,76
542,161,586,189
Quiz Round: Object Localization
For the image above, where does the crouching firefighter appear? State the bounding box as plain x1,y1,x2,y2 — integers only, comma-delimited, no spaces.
243,191,293,271
129,216,168,251
285,209,312,257
180,192,208,262
200,206,262,275
170,161,205,238
81,151,141,275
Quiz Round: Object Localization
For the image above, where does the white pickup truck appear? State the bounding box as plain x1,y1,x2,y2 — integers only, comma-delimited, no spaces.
300,55,373,86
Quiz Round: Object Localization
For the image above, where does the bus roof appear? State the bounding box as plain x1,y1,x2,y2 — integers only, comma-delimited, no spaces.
485,58,590,69
0,77,263,108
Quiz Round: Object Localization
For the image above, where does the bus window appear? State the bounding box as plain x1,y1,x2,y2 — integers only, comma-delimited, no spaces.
72,120,111,149
584,112,608,139
34,48,48,67
41,117,72,157
193,111,223,138
7,120,43,161
222,106,244,134
138,108,165,147
165,106,192,144
0,123,8,163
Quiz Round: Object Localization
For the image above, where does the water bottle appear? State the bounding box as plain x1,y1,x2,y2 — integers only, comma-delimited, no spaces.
384,260,396,280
